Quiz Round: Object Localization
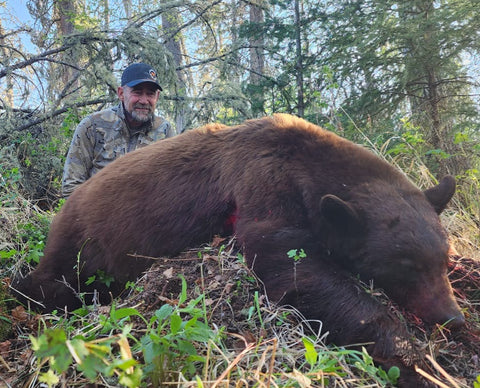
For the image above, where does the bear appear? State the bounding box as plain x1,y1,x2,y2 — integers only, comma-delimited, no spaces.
12,114,464,386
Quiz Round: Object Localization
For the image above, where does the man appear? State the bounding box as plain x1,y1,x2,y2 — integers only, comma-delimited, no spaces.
61,62,175,198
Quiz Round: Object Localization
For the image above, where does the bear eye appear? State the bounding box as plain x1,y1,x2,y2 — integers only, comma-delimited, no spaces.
399,258,421,271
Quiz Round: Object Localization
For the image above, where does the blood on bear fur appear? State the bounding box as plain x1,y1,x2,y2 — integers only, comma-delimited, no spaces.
13,114,464,385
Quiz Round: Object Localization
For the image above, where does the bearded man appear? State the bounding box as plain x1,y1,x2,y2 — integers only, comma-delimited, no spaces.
61,62,175,198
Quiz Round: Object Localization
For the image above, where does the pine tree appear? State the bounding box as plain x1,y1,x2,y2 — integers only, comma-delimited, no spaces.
320,0,480,174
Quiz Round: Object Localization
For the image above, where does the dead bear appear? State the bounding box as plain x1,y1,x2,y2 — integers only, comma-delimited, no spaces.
13,114,464,385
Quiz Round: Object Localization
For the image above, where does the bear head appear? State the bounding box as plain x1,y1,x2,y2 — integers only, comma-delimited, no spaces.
318,175,464,328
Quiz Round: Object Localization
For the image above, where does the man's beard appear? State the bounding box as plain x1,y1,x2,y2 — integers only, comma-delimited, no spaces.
129,104,154,123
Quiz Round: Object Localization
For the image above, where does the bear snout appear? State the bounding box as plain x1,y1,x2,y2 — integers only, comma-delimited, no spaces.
444,312,466,329
410,287,465,329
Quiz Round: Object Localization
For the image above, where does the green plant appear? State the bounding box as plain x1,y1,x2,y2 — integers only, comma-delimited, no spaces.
385,125,425,157
236,252,246,265
60,108,82,138
125,280,144,293
0,166,22,205
275,310,291,326
301,338,400,386
30,324,142,388
18,222,47,265
0,213,51,268
247,291,264,330
86,269,115,287
287,249,307,293
474,374,480,388
425,148,451,160
287,248,307,263
0,250,17,262
352,347,400,385
301,337,346,386
139,275,218,385
29,275,219,387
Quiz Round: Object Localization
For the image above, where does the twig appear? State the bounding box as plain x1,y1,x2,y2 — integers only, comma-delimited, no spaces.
0,354,14,373
425,354,462,388
8,285,45,309
211,341,257,388
415,366,452,388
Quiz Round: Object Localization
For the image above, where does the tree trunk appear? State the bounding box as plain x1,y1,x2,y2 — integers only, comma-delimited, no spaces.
249,2,265,116
404,0,469,175
0,22,13,107
52,0,82,103
162,7,186,134
294,0,304,117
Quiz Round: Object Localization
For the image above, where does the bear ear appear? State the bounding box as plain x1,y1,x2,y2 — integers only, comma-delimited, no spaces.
319,194,362,234
423,175,456,214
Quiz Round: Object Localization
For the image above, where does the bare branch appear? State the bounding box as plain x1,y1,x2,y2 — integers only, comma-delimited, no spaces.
162,0,223,44
6,97,113,135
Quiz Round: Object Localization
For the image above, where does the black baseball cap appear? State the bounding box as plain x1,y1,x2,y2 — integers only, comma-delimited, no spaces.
121,63,162,91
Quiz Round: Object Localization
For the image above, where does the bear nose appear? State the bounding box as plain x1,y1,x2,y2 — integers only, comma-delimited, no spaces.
444,312,465,329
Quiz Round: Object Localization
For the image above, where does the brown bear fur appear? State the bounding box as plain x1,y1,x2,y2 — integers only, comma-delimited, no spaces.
13,114,463,386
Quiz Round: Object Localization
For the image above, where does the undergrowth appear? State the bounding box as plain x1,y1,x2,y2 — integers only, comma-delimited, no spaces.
27,275,219,387
17,270,402,388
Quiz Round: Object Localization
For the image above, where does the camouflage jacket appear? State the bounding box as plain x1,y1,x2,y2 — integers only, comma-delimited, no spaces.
62,103,174,198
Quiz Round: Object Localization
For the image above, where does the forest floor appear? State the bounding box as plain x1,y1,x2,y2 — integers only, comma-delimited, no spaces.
0,237,479,387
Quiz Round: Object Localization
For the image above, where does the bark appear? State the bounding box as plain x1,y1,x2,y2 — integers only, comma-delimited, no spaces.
0,22,14,107
294,0,304,117
249,2,265,116
53,0,82,101
162,6,187,134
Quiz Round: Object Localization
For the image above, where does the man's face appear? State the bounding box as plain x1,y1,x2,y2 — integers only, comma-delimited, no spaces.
118,83,160,126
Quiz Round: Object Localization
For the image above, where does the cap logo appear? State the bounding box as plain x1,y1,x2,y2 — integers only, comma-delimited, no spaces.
121,63,162,90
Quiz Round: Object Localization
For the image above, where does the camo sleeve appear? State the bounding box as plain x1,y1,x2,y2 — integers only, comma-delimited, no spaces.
165,121,176,138
150,116,176,140
61,118,96,198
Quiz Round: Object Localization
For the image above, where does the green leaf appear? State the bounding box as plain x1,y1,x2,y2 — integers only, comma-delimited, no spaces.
178,274,188,305
85,275,96,285
473,374,480,388
77,355,104,379
195,375,204,388
67,338,89,361
119,367,143,388
388,366,400,384
183,294,204,312
287,249,297,258
0,249,17,260
177,339,197,355
155,304,173,322
454,132,469,144
112,307,141,321
72,306,90,317
30,329,72,374
111,358,138,372
302,337,318,367
39,369,60,387
170,313,182,335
